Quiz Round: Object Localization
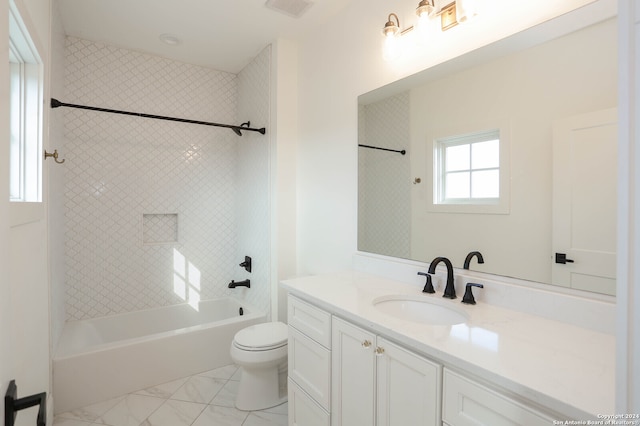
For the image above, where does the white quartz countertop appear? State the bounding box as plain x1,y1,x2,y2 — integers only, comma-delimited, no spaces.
281,271,615,420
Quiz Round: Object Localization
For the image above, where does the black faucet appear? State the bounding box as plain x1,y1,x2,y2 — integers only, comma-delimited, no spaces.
463,251,484,270
462,282,484,305
428,257,456,299
417,272,435,293
228,279,250,289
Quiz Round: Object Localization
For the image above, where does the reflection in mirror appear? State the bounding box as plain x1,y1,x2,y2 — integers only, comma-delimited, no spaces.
358,17,617,295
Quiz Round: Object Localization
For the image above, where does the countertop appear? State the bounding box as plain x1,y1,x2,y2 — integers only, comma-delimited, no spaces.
281,270,615,420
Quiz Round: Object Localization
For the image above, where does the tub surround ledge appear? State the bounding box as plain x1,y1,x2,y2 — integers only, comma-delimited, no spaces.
281,271,614,421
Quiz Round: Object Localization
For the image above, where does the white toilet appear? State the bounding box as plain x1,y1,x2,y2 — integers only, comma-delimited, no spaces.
230,322,288,411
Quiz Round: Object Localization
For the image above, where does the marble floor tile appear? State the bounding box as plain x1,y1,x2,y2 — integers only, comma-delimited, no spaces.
263,402,288,416
56,396,125,422
52,418,93,426
191,404,249,426
243,411,288,426
171,375,226,404
56,364,288,426
141,399,205,426
98,394,164,426
133,377,188,399
197,364,238,380
209,379,239,407
230,367,242,381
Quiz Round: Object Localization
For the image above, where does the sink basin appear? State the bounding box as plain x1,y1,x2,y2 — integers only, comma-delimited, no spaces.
372,295,469,325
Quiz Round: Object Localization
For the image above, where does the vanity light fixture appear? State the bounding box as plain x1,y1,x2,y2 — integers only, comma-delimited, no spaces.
415,0,435,40
382,0,479,60
382,13,405,61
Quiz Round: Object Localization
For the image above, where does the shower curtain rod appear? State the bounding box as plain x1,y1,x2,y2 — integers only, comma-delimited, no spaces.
50,98,266,136
358,144,406,155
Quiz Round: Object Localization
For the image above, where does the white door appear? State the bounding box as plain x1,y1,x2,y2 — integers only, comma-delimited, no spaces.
376,337,442,426
552,108,617,295
331,317,376,426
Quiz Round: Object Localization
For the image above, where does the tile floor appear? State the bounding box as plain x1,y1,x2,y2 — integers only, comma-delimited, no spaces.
53,364,288,426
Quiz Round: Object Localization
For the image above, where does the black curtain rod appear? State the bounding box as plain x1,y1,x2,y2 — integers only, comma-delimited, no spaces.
50,98,266,136
358,144,406,155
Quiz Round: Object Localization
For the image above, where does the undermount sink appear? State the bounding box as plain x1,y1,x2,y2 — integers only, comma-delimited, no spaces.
372,295,469,326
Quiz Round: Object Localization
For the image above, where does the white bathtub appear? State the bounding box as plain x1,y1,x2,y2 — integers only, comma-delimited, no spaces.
53,297,266,413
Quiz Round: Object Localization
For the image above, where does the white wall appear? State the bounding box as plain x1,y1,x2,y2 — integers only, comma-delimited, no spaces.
236,45,273,315
295,0,615,275
49,0,66,355
270,38,299,321
1,0,52,424
617,0,640,414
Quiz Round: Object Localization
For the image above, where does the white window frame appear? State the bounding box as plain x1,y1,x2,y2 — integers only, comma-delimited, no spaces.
9,0,44,225
428,124,510,215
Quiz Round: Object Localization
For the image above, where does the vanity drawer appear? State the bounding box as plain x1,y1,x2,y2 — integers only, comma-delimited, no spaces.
288,378,330,426
443,369,554,426
288,326,331,411
288,295,332,348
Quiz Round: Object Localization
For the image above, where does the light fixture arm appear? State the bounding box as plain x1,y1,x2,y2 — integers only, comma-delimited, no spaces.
383,13,400,36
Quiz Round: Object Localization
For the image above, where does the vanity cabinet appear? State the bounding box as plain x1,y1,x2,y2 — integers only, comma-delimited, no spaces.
287,296,332,426
331,316,442,426
442,369,554,426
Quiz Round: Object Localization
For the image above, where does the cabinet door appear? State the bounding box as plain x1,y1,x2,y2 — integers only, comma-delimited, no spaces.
376,337,442,426
331,317,376,426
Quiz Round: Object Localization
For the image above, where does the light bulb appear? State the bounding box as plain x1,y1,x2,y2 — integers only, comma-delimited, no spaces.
382,13,401,62
415,0,433,45
383,33,401,62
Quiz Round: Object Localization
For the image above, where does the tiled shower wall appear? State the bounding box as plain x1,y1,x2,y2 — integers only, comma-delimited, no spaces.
60,37,271,321
358,92,411,259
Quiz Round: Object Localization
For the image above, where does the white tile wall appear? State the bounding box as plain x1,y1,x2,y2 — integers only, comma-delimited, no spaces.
61,37,271,320
358,92,411,259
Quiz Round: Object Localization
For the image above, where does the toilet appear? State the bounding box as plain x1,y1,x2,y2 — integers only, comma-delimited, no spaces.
230,322,288,411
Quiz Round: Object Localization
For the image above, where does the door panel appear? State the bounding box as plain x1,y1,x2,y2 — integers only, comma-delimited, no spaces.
552,108,617,295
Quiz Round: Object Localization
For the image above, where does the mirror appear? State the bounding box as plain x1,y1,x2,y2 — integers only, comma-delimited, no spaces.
358,14,617,295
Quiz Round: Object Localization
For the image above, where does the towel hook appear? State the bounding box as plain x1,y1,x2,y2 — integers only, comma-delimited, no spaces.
44,149,65,164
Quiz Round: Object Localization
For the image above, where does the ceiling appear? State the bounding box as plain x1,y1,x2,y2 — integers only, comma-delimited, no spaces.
56,0,353,74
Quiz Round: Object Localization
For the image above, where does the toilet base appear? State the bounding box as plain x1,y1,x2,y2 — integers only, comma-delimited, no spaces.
235,365,287,411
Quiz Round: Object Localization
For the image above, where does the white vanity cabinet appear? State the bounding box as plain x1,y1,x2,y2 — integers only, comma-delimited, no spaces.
331,316,442,426
442,369,555,426
287,296,332,426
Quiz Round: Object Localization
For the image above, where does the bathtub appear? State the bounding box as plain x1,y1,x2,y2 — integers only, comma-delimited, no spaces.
53,297,266,413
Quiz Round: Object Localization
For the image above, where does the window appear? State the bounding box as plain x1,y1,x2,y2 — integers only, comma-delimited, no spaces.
9,1,43,203
435,130,500,204
431,127,510,214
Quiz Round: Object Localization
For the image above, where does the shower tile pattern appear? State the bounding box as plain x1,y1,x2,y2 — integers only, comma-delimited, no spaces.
62,38,271,320
358,91,412,259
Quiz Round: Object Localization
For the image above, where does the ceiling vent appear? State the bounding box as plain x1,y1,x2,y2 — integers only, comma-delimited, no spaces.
265,0,313,18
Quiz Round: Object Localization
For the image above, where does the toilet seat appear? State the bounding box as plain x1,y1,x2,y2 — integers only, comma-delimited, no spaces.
233,322,288,351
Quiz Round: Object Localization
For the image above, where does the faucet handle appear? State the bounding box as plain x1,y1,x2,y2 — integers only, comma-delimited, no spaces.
417,272,435,294
462,282,484,305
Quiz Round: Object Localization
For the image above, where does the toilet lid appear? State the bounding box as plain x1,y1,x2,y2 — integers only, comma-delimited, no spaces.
234,322,288,350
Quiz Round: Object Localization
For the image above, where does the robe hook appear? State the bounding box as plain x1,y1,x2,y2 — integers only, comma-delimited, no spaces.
44,149,65,164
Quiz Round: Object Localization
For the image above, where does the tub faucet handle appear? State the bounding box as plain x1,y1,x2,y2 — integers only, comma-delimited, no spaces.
239,256,252,273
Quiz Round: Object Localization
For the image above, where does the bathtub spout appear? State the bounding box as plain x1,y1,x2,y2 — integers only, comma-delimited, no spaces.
228,279,250,289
